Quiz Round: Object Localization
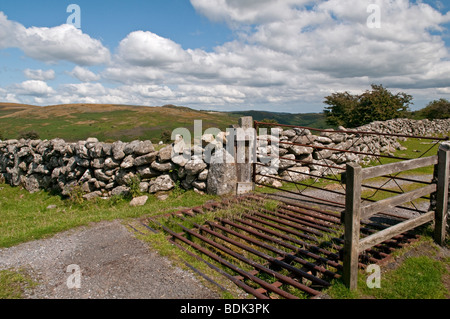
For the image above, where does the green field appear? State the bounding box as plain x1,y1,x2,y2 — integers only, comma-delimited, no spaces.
229,110,328,128
0,103,328,143
0,103,241,143
0,183,217,249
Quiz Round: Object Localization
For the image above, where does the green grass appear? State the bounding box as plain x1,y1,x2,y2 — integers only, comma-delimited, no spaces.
372,135,444,175
0,183,218,248
326,240,449,299
0,104,241,143
230,110,328,129
0,269,37,299
370,256,448,299
0,103,334,143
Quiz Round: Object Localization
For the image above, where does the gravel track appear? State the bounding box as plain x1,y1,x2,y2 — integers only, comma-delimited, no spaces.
0,220,220,299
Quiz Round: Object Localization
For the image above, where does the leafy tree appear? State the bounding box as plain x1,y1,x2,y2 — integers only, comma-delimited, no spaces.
323,84,412,128
323,92,359,127
419,98,450,120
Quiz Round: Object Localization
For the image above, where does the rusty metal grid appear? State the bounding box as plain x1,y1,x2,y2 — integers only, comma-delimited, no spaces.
143,194,421,299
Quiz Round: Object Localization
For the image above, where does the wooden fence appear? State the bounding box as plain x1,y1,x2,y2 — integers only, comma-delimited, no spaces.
343,143,450,290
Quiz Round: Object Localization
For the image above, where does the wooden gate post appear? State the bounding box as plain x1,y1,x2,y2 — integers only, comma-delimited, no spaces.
343,162,362,290
435,143,450,246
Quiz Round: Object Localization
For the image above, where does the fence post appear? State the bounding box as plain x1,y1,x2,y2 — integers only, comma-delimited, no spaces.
343,162,362,290
435,143,450,246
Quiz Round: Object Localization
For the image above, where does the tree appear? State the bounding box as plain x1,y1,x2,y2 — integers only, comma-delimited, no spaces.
419,98,450,120
323,84,412,128
323,92,359,127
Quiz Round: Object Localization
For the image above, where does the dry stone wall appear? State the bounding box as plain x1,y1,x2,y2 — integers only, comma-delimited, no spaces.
0,137,209,200
256,118,450,186
0,118,449,198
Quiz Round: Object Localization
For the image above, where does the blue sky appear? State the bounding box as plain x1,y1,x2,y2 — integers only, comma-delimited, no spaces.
0,1,232,50
1,0,450,113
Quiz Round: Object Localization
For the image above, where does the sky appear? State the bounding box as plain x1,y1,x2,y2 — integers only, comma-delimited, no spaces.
0,0,450,113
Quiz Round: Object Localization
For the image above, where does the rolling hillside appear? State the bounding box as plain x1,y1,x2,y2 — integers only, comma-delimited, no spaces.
229,110,327,128
0,103,326,142
0,103,39,117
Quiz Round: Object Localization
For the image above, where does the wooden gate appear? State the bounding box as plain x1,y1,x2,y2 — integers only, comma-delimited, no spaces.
343,144,449,289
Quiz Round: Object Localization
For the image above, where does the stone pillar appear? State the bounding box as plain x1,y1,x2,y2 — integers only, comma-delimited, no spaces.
236,116,256,195
206,116,255,196
206,148,237,196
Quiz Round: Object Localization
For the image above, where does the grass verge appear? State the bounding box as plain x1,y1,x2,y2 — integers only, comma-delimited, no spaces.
325,236,449,299
0,183,218,248
0,269,37,299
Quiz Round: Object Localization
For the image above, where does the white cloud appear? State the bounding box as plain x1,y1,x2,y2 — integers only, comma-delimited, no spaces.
436,87,450,95
178,84,246,103
100,0,450,111
190,0,312,25
20,24,110,65
69,66,101,82
15,80,55,96
0,88,20,104
123,84,175,99
0,12,110,65
62,82,107,96
25,82,178,107
24,69,56,81
102,65,166,84
117,31,189,67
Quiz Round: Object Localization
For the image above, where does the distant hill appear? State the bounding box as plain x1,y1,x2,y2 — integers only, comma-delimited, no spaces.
0,103,241,142
0,103,326,142
0,102,38,117
229,110,328,128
